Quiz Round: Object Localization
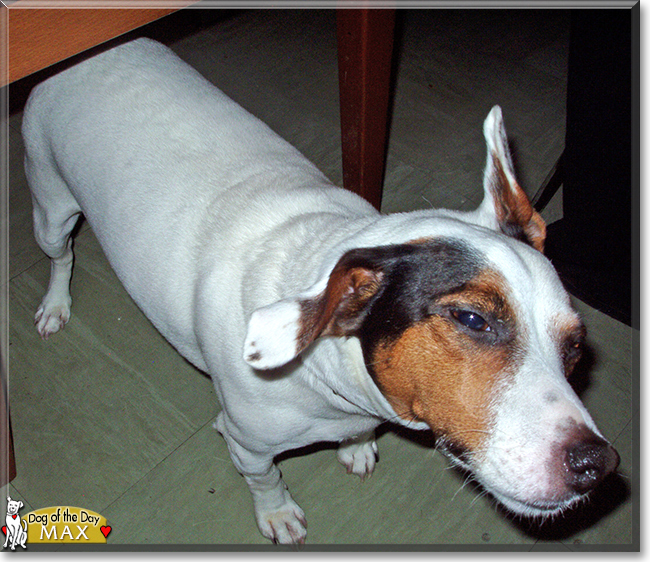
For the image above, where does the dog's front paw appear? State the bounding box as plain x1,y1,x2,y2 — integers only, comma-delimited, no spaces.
337,438,378,481
255,498,307,545
34,299,71,339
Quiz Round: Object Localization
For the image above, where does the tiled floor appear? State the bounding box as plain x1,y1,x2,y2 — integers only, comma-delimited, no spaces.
4,9,636,549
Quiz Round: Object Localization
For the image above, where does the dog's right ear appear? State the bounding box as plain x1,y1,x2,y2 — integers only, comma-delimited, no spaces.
243,248,390,370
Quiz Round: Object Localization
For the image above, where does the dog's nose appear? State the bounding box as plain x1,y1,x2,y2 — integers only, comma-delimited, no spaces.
564,429,620,494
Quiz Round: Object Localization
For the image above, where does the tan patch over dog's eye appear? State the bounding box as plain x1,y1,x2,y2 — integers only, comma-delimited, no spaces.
360,267,521,455
371,315,516,453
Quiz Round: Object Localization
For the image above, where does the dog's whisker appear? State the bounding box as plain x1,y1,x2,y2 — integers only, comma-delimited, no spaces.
451,472,476,502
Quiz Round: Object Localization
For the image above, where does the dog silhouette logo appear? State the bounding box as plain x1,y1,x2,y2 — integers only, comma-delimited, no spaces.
3,496,28,550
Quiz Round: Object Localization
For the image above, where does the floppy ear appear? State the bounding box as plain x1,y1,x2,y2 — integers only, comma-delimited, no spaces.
477,105,546,252
243,250,385,370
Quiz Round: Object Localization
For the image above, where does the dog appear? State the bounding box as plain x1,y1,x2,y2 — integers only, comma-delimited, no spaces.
4,497,27,550
22,38,619,544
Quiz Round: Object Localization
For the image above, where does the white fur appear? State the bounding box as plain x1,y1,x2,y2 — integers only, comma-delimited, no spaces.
23,39,613,543
244,299,304,369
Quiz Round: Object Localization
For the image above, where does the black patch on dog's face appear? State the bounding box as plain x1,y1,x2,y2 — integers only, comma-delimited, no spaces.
351,239,485,369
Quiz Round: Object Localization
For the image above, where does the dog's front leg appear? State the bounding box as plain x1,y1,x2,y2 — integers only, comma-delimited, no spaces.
244,465,307,545
337,430,378,480
214,412,306,544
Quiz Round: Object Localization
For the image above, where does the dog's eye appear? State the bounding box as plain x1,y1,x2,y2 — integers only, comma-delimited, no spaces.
451,309,491,332
563,338,584,375
562,324,586,377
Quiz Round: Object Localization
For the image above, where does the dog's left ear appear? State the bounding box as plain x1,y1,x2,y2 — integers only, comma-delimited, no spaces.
476,105,546,252
244,250,386,370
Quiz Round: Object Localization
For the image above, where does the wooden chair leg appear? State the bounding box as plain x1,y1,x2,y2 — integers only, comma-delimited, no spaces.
337,8,395,211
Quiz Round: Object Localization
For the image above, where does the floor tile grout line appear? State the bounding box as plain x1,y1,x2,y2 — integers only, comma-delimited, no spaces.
612,416,633,450
9,221,94,282
99,414,219,516
9,253,48,283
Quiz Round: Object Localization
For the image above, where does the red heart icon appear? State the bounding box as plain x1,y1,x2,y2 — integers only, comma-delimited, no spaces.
100,525,111,538
12,515,16,519
1,525,6,536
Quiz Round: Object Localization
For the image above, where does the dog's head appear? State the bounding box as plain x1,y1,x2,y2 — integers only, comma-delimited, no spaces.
244,106,619,517
6,497,23,516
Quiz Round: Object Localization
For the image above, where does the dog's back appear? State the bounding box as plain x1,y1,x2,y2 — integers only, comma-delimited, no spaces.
22,38,375,360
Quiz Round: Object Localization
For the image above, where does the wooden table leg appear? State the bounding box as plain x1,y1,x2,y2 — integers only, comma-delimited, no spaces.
337,8,395,211
1,376,16,486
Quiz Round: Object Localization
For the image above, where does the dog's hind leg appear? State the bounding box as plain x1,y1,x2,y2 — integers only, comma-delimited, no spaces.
24,148,82,339
214,412,307,544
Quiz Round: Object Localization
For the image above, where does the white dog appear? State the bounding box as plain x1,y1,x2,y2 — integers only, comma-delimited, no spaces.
22,39,618,544
4,497,27,550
